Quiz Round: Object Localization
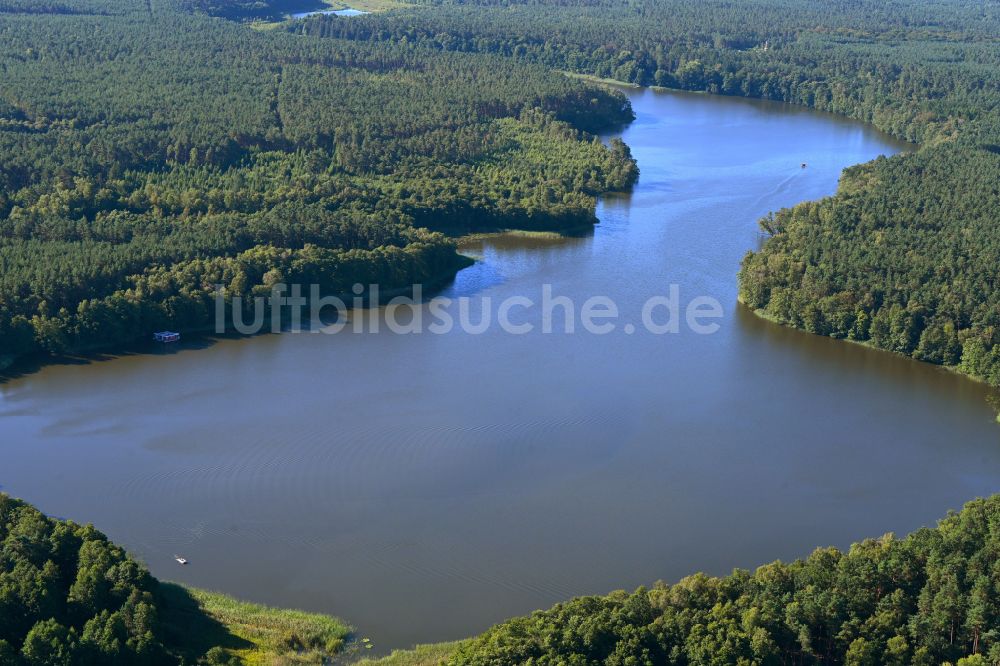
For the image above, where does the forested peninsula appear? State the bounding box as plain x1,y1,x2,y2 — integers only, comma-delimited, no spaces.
0,0,638,370
290,0,1000,386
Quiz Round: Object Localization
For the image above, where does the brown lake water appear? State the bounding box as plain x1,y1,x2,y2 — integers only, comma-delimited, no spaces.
3,87,999,652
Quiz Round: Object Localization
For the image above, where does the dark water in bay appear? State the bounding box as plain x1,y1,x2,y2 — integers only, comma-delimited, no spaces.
3,88,999,652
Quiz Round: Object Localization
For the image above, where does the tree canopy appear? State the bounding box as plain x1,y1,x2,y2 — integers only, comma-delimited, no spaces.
0,493,165,665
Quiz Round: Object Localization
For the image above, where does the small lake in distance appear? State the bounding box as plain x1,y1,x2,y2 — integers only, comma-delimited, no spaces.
291,6,368,18
2,87,999,652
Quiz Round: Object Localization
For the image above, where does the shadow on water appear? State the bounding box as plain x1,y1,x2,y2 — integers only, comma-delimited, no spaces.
0,337,225,385
734,304,1000,408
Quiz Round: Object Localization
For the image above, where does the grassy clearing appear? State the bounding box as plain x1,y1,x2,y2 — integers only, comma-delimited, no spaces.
558,71,641,89
158,583,352,665
250,20,284,30
355,642,465,666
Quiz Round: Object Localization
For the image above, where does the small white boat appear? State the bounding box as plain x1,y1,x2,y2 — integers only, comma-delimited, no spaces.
174,555,188,565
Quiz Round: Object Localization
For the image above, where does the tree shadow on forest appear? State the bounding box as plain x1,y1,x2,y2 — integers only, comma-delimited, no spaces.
157,583,254,661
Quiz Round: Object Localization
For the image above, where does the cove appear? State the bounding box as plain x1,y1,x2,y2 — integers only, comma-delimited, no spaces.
2,87,998,653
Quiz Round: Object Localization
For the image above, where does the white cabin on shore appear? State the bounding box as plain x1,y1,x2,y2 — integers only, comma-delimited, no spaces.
153,331,180,343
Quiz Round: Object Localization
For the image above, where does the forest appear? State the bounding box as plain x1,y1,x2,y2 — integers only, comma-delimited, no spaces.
0,0,637,368
0,493,164,665
290,0,1000,386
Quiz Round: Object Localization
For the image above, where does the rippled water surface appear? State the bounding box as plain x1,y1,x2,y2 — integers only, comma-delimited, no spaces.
3,88,999,651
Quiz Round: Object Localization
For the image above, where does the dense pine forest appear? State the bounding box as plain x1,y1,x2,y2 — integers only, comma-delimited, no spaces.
291,0,1000,386
0,0,637,368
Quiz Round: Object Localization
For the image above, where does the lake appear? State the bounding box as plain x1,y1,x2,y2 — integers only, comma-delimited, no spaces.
2,87,998,653
291,6,368,18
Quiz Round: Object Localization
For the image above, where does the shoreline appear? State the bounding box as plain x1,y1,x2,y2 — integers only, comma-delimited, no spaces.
572,69,918,153
0,256,473,382
0,219,598,381
565,70,980,400
562,72,919,151
738,298,1000,417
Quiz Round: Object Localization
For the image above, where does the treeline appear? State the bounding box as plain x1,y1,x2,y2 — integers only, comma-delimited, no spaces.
292,0,1000,386
7,490,1000,666
444,494,1000,665
0,1,636,367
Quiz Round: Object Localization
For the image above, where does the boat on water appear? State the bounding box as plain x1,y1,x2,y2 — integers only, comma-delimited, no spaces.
174,555,188,565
